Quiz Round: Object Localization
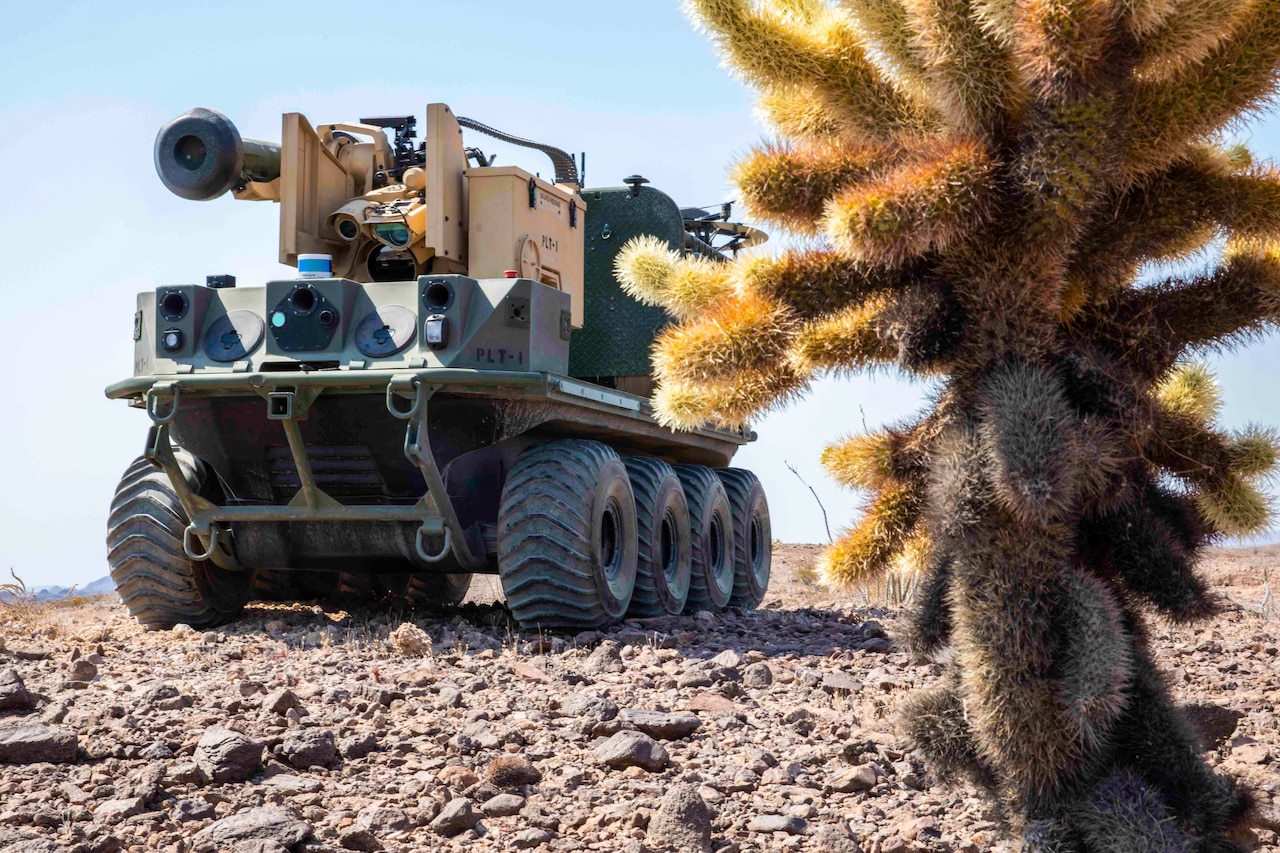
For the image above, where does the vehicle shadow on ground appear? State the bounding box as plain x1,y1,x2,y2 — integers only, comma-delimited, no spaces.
229,588,895,664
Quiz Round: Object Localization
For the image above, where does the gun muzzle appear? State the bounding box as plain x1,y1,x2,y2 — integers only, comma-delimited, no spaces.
154,108,282,201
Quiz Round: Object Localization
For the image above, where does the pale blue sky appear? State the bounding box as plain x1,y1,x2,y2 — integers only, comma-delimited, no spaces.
2,1,1276,587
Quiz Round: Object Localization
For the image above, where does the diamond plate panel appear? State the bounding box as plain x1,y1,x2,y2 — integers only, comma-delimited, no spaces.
568,185,682,379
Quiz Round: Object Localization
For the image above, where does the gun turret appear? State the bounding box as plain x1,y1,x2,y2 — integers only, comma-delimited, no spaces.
152,104,592,324
155,108,281,201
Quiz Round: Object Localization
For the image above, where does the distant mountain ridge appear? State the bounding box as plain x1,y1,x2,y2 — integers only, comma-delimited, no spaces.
1,576,114,603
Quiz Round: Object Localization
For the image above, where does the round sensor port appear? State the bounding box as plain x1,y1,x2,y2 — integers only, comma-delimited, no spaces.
159,290,189,321
289,285,317,315
424,280,453,310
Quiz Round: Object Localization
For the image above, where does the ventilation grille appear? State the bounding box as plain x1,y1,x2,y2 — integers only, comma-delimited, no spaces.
267,445,387,500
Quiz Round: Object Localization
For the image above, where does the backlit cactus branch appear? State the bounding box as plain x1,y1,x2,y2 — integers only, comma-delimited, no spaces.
615,0,1280,847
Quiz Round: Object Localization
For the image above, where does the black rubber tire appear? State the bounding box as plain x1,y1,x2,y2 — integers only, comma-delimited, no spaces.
717,468,772,609
106,452,254,630
498,440,638,629
675,464,734,612
624,457,692,617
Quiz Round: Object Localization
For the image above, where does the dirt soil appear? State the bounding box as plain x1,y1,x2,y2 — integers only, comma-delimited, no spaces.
0,544,1277,853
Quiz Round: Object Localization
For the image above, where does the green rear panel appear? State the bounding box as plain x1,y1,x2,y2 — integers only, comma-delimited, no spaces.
568,185,681,378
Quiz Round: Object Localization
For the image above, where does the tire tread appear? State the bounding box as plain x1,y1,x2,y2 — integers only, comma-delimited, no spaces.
675,464,733,612
717,468,772,609
498,440,630,629
105,451,251,630
624,457,690,617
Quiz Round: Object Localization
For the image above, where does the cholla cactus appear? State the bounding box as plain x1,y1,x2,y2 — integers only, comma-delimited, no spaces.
618,0,1280,847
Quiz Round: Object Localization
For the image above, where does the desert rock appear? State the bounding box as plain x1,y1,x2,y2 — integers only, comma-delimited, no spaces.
595,730,670,771
194,806,312,847
429,797,478,836
389,622,432,657
562,690,618,721
618,708,702,739
280,727,336,769
0,667,36,713
195,727,262,782
93,797,146,824
481,793,525,817
742,661,774,687
264,687,300,715
747,814,808,834
646,783,714,853
511,828,553,849
0,724,77,764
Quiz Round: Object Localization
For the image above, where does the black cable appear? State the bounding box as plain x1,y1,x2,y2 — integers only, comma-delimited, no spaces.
456,116,579,185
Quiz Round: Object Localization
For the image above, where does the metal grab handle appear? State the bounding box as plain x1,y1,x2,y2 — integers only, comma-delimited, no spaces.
386,379,421,420
183,523,222,561
146,384,181,425
415,524,453,563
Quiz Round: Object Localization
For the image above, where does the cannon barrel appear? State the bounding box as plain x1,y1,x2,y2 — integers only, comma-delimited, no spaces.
154,108,281,201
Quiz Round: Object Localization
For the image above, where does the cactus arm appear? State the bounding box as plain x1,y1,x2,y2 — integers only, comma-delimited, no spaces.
1082,256,1280,378
738,249,923,320
652,293,798,385
1126,0,1280,180
686,0,935,138
902,0,1023,133
733,138,889,235
818,478,923,587
824,138,999,264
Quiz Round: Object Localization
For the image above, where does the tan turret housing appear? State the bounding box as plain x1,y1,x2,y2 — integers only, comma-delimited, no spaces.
154,104,587,325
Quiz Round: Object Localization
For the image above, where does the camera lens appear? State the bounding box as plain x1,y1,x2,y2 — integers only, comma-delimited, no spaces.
290,286,317,314
162,329,185,351
375,223,410,247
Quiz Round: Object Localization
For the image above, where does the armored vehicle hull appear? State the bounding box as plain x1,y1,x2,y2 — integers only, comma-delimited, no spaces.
107,105,772,631
107,355,762,628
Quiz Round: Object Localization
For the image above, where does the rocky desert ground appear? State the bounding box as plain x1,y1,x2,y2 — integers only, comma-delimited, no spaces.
1,544,1278,853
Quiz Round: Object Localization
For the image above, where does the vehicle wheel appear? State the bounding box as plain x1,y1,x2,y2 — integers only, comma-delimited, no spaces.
498,440,637,629
717,468,772,609
624,457,691,617
106,451,253,630
674,465,734,612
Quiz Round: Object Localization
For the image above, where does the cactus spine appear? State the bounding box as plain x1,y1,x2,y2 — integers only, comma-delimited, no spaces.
619,0,1280,848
